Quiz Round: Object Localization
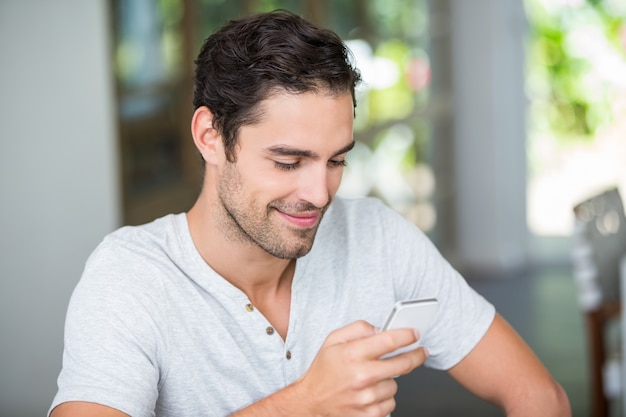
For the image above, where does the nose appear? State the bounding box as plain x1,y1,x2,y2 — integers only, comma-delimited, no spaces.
297,165,331,209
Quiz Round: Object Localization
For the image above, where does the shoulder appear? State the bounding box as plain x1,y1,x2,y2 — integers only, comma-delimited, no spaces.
77,213,186,300
99,213,183,256
327,195,391,215
312,196,435,281
322,196,427,243
64,215,189,348
88,213,184,271
324,196,402,227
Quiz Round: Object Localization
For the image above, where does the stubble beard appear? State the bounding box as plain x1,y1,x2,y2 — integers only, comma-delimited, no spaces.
217,163,328,259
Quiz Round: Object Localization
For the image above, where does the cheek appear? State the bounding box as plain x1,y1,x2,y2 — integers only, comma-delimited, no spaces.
240,166,290,198
328,169,344,194
262,177,297,200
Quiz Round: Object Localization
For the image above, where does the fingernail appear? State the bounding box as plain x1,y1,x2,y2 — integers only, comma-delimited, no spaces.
423,347,430,358
413,329,421,340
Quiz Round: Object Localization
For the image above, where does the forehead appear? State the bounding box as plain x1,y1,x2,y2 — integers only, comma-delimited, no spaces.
259,88,353,116
238,91,354,149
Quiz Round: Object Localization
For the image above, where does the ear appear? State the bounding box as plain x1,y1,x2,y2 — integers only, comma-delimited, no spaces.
191,106,223,166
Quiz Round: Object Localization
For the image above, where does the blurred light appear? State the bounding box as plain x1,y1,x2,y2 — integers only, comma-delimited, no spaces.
566,25,626,88
346,39,400,90
371,124,415,205
596,210,621,235
406,163,435,199
403,202,437,232
338,142,374,198
406,56,431,92
605,0,626,17
540,0,584,14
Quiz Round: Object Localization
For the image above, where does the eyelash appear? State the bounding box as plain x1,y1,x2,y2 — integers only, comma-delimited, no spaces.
329,159,347,168
273,160,347,171
275,161,300,171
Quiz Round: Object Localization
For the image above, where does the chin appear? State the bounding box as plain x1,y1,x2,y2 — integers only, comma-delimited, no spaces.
266,240,315,259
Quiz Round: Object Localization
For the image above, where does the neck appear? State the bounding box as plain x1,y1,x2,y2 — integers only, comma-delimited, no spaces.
187,194,296,339
186,193,295,299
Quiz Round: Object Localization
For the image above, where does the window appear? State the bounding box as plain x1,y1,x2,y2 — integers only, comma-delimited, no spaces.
112,0,198,224
525,0,626,237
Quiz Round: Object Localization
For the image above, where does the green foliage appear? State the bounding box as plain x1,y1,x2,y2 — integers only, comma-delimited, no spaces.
525,0,626,143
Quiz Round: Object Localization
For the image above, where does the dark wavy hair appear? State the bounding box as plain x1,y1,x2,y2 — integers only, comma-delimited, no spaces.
193,10,361,162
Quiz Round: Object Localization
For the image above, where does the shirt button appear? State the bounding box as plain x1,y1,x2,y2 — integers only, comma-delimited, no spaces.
285,350,292,360
266,326,275,335
245,304,254,312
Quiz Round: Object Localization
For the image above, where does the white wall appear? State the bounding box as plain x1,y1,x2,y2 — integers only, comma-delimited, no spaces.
450,0,529,275
0,1,120,415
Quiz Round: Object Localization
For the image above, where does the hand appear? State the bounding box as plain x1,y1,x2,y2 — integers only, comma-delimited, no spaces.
293,320,428,417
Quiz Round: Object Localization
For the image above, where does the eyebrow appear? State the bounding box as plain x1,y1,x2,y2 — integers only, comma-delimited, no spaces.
265,141,356,159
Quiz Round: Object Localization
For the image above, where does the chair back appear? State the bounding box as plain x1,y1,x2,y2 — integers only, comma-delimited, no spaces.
572,187,626,310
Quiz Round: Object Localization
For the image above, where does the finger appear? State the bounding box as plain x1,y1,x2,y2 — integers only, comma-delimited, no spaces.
376,396,398,417
353,378,398,407
372,378,398,402
380,346,429,378
350,327,419,360
356,345,428,385
324,320,377,346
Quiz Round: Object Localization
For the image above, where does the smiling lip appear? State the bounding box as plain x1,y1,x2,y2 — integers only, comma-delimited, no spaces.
276,210,321,228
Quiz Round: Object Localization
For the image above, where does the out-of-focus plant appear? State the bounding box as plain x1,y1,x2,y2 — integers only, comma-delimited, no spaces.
525,0,626,143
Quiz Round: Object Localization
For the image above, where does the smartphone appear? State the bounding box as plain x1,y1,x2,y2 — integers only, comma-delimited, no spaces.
381,298,439,358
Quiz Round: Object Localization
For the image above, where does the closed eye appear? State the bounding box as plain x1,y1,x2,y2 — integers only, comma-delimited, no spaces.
274,161,300,171
328,159,347,168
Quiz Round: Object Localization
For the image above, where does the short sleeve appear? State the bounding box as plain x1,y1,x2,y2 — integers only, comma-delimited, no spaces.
49,241,168,417
385,205,496,370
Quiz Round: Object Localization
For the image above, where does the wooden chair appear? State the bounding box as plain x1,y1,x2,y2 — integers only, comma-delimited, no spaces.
572,187,626,417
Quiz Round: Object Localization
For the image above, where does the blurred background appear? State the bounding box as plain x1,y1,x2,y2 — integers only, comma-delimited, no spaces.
1,0,625,416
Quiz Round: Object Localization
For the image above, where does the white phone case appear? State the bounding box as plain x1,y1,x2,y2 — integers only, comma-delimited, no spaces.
381,298,439,358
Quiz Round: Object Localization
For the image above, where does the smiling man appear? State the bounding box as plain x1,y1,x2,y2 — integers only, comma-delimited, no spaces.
49,10,571,417
194,92,355,262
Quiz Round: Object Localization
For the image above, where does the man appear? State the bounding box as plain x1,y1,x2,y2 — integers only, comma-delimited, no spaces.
50,10,570,417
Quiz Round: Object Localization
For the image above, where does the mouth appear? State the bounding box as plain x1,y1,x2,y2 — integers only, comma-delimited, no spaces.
275,209,321,228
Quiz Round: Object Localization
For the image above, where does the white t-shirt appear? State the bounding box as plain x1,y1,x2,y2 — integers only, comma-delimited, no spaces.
50,197,495,417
